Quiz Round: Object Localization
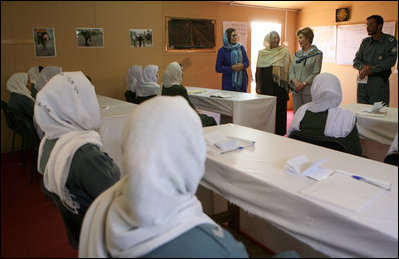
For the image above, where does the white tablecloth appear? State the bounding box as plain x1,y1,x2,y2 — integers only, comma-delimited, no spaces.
341,103,398,145
201,124,398,258
97,95,137,175
187,86,276,133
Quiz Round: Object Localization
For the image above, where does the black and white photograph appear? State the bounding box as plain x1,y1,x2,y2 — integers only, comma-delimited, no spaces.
76,28,104,47
129,29,153,47
32,27,56,57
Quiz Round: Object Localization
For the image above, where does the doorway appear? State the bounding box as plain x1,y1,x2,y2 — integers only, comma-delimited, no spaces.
250,22,281,94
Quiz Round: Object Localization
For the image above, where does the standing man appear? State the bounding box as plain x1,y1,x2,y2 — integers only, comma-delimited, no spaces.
353,15,397,106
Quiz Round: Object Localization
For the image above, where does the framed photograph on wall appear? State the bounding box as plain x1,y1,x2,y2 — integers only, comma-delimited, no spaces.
76,28,104,47
129,29,153,47
32,27,56,58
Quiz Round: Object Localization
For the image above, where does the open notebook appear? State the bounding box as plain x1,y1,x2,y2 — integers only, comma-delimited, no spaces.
205,131,255,155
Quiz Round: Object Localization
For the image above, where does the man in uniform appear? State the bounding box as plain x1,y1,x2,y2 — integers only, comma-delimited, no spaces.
353,15,397,106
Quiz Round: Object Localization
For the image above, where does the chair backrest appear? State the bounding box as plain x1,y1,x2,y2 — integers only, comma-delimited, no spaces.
1,100,18,132
384,151,398,166
40,179,79,250
13,114,40,149
289,131,347,153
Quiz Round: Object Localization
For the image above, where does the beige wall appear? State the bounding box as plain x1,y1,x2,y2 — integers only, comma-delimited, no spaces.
298,1,398,107
1,1,297,152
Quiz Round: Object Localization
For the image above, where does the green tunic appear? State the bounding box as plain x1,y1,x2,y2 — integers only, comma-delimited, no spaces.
299,110,363,156
142,224,248,258
353,33,397,105
40,138,121,242
8,92,34,119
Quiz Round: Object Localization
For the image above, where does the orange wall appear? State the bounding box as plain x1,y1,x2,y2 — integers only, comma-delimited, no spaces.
298,1,398,107
1,1,297,152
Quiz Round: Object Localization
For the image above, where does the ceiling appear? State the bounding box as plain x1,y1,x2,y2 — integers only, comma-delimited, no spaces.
213,1,317,10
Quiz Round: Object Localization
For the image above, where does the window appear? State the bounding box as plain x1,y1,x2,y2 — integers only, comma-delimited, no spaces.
166,17,216,51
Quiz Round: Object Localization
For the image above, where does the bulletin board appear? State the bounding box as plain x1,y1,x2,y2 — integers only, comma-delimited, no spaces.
336,21,396,65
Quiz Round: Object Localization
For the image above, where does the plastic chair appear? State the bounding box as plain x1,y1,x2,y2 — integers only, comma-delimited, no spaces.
288,131,347,153
1,100,23,153
124,90,136,103
384,151,398,166
40,179,79,250
13,114,41,184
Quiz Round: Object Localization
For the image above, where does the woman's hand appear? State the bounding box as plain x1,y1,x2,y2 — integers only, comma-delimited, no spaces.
294,81,308,93
256,88,261,94
232,63,244,71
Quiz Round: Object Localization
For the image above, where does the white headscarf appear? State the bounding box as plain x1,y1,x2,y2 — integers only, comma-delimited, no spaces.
387,133,398,155
288,73,356,138
162,61,183,88
6,72,34,101
79,96,217,258
136,65,160,97
35,71,102,214
27,66,41,85
34,66,62,91
126,65,142,93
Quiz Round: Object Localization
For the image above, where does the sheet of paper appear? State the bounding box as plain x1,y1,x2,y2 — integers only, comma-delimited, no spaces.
300,173,385,212
356,74,368,84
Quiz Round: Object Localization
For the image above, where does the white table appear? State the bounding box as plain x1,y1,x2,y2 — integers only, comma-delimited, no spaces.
187,86,276,133
97,95,137,175
200,124,398,258
341,103,398,145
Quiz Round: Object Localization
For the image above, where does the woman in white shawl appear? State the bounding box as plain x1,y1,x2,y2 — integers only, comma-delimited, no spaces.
288,73,362,156
135,65,160,104
125,65,142,103
256,31,291,136
34,65,62,92
35,71,120,245
79,96,248,258
6,72,34,119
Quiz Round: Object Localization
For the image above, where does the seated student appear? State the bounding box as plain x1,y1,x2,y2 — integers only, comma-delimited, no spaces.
28,65,44,98
34,71,121,244
161,61,217,127
287,73,362,156
78,96,248,258
125,65,142,103
7,72,35,120
135,65,159,104
33,66,62,97
385,133,398,165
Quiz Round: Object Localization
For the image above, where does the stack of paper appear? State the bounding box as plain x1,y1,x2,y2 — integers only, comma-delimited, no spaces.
300,172,386,212
285,155,333,181
205,131,255,154
356,101,387,117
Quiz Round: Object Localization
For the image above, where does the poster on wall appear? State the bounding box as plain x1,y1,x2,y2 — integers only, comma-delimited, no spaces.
32,27,56,58
223,21,248,50
76,28,104,48
129,29,153,47
310,26,336,63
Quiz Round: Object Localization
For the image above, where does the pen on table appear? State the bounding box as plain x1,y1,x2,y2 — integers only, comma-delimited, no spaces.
351,175,392,191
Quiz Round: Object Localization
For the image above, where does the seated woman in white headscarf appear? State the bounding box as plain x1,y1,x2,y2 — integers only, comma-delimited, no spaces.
79,96,248,258
125,65,142,103
161,61,217,127
287,73,362,156
7,72,35,120
135,65,160,104
27,65,44,98
384,132,398,165
33,66,62,96
34,71,121,245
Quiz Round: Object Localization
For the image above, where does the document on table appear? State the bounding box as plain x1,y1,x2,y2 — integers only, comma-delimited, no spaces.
300,172,386,212
205,131,255,155
285,155,333,181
